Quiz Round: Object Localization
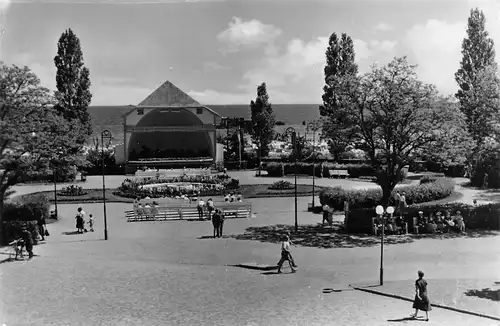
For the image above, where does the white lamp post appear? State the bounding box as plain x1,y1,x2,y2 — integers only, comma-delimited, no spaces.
376,205,394,286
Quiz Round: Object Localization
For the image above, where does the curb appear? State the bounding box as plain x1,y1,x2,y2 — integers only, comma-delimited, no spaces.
349,284,500,322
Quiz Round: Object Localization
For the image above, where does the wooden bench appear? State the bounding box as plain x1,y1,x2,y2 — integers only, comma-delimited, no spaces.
126,202,252,222
372,217,408,235
329,169,350,178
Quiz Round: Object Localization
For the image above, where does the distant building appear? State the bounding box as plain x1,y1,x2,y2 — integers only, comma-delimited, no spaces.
115,81,223,173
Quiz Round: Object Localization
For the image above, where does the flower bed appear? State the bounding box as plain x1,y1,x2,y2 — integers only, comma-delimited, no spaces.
268,180,294,190
114,174,239,199
58,185,88,196
319,177,455,211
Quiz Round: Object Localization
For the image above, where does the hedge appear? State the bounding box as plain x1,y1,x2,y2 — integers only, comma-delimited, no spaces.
320,178,455,211
265,162,376,178
345,202,500,234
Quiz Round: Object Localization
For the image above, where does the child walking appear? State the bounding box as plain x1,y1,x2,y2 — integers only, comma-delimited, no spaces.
88,214,94,232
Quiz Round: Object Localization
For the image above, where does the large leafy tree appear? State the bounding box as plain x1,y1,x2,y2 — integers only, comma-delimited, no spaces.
455,8,497,148
250,82,275,161
326,57,472,205
0,63,83,242
319,32,359,160
54,28,93,142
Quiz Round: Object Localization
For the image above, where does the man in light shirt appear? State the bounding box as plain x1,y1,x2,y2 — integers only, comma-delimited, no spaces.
322,203,330,225
277,235,297,274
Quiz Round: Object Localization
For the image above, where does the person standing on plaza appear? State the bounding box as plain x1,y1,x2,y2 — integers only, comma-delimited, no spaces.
212,209,221,238
21,226,34,259
206,198,215,220
394,191,401,213
277,235,296,274
411,270,431,321
76,207,85,234
37,215,47,241
197,198,205,220
88,214,95,232
322,203,330,225
399,192,407,217
218,209,226,237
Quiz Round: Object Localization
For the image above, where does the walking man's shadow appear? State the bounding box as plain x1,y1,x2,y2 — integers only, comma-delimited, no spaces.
387,316,426,322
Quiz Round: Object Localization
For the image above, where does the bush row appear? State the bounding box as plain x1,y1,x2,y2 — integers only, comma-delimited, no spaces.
345,202,500,234
265,162,376,178
319,178,455,211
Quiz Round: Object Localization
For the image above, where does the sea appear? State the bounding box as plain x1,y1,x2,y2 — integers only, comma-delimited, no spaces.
89,104,322,144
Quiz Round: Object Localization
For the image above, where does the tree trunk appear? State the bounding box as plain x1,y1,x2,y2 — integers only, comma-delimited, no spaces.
0,193,4,245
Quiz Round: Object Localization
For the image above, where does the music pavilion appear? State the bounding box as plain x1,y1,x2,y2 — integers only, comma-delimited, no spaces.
115,81,226,174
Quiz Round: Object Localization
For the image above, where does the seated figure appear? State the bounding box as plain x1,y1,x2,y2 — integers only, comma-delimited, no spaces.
426,217,437,234
444,211,455,232
434,211,445,233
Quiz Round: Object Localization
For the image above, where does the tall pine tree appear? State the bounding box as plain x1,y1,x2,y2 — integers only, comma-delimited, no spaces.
54,28,93,143
250,83,275,162
455,8,497,148
320,32,358,160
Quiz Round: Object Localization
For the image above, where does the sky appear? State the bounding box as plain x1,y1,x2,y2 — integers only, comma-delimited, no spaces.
0,0,499,105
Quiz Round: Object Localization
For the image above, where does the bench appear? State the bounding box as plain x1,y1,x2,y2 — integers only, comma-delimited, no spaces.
126,202,252,222
372,217,408,235
329,169,350,178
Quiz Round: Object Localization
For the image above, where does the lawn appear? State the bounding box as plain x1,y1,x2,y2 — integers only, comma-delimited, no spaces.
18,184,325,204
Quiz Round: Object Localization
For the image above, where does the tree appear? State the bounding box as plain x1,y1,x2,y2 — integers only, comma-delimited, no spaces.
250,83,275,161
455,8,497,149
319,32,359,159
0,63,83,243
54,28,93,142
325,57,472,206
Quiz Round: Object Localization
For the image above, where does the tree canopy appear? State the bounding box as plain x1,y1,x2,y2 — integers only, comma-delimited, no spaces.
319,32,359,160
250,82,275,159
54,28,93,142
0,63,84,238
323,57,473,204
455,8,498,149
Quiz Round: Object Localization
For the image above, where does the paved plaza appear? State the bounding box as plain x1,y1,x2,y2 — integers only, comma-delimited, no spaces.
1,174,500,325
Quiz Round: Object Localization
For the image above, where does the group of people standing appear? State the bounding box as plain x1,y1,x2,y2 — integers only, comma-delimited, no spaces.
75,207,94,234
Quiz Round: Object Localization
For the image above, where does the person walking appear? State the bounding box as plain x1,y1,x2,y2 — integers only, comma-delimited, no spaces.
277,235,296,274
411,270,431,321
37,215,47,241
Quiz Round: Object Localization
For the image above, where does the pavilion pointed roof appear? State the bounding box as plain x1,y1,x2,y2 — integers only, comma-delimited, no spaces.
138,80,200,106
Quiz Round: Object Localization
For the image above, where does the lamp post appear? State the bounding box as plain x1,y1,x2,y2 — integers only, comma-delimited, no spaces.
375,205,394,286
101,130,113,241
304,120,321,208
284,127,298,232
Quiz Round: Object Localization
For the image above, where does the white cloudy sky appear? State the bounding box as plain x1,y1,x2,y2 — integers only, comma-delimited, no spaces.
0,0,499,105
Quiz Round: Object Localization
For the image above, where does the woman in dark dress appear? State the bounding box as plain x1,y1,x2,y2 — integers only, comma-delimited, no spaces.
411,270,431,321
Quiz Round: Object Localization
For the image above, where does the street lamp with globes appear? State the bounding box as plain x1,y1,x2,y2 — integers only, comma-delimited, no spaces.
375,204,394,286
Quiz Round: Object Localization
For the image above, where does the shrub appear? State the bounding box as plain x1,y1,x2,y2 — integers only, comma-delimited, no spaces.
269,180,294,190
265,162,376,178
320,178,455,211
345,202,500,234
420,176,438,184
59,185,87,196
443,163,466,178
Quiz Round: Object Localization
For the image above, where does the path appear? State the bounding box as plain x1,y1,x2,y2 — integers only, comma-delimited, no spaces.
1,202,499,325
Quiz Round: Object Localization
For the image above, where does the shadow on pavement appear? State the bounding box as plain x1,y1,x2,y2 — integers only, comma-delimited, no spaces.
228,264,278,271
417,230,500,240
228,223,414,248
387,316,426,322
62,231,83,236
464,288,500,301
